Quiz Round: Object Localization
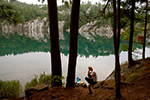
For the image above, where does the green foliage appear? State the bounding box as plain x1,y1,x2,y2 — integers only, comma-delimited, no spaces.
25,74,50,90
119,0,150,52
79,3,112,28
38,74,52,85
0,1,19,24
52,75,65,83
20,15,25,24
1,0,48,24
120,21,150,52
0,80,22,99
58,4,70,11
25,74,65,90
120,44,128,51
64,1,69,7
25,75,39,90
121,29,130,42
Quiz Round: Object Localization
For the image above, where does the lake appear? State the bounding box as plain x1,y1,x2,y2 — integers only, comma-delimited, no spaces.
0,30,150,86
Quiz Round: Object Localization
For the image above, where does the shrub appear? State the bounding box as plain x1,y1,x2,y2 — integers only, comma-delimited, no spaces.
25,75,39,90
38,74,52,85
25,74,65,90
0,80,22,99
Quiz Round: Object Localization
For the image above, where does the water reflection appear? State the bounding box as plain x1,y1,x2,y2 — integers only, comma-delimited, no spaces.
0,31,116,57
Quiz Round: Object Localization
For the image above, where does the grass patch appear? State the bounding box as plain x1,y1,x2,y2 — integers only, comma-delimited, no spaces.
0,80,23,99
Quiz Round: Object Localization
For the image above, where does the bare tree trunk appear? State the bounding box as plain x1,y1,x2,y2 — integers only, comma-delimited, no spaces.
128,0,135,66
66,0,80,88
116,0,122,98
47,0,62,86
113,0,122,98
143,0,148,59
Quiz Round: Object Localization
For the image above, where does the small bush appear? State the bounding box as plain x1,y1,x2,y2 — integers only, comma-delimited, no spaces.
25,75,39,90
0,80,22,99
39,74,52,85
25,74,65,90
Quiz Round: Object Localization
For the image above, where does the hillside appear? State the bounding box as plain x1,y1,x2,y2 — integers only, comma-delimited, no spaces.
19,58,150,100
0,0,111,30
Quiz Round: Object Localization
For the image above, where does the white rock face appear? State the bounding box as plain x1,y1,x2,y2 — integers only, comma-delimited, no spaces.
58,9,71,15
1,18,65,42
78,21,113,41
86,6,92,14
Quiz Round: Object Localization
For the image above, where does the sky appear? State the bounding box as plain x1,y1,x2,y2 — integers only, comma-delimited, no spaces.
17,0,104,6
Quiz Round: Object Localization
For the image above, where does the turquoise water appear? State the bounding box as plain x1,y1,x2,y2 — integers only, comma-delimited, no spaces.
0,31,149,86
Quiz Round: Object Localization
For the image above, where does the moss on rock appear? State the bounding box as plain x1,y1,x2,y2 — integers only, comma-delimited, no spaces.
125,73,140,83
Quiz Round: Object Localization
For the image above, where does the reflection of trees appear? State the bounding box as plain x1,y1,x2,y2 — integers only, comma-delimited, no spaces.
2,31,147,57
0,31,50,56
60,31,115,57
78,34,115,58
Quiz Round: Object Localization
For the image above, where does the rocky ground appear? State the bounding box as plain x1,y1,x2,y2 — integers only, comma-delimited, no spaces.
17,58,150,100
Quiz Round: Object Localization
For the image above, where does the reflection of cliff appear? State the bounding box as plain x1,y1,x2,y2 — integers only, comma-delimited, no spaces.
1,18,65,42
1,17,114,42
0,31,117,57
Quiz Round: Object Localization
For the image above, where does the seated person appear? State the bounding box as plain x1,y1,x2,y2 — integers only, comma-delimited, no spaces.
85,66,97,85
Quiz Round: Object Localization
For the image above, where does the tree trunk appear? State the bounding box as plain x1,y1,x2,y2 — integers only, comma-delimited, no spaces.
47,0,62,86
113,0,122,98
128,0,135,66
66,0,80,88
143,0,148,59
